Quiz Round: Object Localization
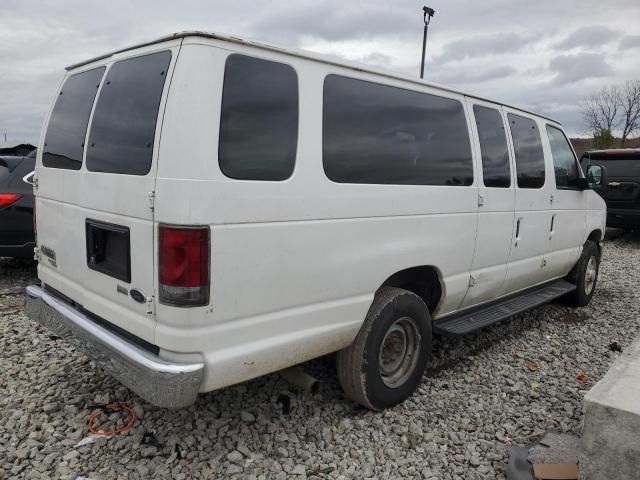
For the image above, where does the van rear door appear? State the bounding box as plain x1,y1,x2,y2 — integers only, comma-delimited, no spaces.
36,44,179,344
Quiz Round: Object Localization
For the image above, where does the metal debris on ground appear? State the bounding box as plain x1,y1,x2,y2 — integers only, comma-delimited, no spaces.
608,341,623,352
276,393,292,414
507,432,579,480
74,434,110,448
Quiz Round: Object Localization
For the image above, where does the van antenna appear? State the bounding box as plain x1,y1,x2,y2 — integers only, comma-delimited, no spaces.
420,6,435,79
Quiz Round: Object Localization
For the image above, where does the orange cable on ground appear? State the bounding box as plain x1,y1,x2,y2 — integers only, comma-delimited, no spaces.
87,402,136,436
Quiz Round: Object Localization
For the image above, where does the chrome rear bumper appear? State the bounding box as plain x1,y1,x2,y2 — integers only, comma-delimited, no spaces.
24,285,204,408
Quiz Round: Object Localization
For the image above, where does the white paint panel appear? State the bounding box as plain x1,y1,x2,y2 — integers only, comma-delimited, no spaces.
35,40,182,345
540,122,588,277
151,42,479,389
460,99,515,308
33,36,607,396
37,198,156,343
501,111,556,295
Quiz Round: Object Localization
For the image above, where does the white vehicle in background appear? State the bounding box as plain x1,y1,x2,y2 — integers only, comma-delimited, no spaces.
25,32,607,410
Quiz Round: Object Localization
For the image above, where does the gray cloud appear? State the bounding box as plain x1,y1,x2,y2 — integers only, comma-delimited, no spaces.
549,53,613,86
620,35,640,50
435,33,537,63
1,0,639,142
248,3,415,43
359,52,394,67
431,65,517,86
555,26,619,49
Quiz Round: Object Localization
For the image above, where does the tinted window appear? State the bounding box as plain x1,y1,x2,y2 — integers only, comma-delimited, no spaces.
219,54,298,181
508,113,545,189
43,67,105,170
546,125,580,189
86,51,171,175
323,75,473,186
473,105,510,188
580,153,640,177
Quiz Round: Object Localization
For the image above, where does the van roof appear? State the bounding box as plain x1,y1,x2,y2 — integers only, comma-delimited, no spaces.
66,30,559,124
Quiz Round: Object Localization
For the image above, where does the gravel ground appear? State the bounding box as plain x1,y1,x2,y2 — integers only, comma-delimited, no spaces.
1,230,639,480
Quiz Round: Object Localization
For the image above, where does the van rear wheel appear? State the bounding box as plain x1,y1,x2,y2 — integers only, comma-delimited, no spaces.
337,287,432,410
565,240,599,307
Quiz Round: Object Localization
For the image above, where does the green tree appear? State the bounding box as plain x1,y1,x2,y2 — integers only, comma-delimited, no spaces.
593,128,614,149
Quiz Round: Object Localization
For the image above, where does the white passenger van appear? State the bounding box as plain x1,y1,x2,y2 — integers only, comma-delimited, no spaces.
26,32,607,410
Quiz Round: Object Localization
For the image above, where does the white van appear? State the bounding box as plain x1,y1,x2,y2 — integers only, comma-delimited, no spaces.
25,32,607,410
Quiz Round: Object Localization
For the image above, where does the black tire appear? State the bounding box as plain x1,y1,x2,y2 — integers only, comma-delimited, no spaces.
337,287,432,410
565,240,599,307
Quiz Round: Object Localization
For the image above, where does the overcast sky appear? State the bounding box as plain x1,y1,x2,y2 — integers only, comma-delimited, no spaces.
1,0,639,145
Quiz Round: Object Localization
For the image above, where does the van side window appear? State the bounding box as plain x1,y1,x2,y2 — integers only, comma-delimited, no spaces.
86,51,172,175
546,125,580,189
323,75,473,186
473,105,510,188
508,113,545,189
43,67,105,170
219,54,298,181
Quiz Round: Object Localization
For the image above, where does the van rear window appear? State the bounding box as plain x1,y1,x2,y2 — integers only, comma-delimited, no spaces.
43,67,105,170
323,75,473,186
86,51,171,175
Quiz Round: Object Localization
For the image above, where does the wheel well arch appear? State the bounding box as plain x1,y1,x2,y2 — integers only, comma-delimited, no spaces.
586,229,604,257
379,266,443,314
587,229,603,242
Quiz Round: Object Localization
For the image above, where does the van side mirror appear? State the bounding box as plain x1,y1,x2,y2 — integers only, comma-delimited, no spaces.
586,164,608,192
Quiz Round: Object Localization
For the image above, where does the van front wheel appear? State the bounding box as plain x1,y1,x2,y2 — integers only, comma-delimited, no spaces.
337,287,432,410
565,240,599,307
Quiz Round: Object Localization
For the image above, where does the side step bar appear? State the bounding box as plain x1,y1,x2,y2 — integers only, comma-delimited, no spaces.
433,279,576,336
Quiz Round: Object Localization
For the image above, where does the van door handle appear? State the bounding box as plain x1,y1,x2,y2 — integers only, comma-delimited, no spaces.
515,218,522,247
549,215,556,239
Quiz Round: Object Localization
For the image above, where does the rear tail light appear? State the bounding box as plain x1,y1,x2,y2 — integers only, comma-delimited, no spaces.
0,193,22,209
159,225,210,307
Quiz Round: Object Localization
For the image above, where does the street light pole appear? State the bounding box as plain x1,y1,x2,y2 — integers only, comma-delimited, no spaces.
420,6,435,79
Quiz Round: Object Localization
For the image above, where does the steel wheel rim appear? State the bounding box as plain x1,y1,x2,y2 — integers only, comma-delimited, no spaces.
584,256,597,295
379,316,421,389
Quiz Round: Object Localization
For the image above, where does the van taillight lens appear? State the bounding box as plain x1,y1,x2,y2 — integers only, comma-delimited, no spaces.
159,226,210,306
0,193,21,208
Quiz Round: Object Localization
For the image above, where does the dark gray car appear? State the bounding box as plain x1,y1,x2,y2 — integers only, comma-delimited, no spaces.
0,149,36,258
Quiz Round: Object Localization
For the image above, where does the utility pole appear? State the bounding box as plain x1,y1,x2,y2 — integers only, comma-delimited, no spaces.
420,6,435,79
